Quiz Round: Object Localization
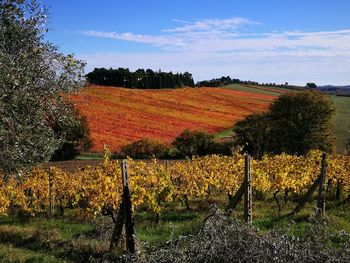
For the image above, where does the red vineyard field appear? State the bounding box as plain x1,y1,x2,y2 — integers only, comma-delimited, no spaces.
70,85,275,152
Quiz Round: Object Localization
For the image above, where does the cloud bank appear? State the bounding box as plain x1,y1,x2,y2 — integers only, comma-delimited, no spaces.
80,17,350,85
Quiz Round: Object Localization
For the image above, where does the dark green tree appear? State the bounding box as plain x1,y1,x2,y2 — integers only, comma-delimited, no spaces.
269,90,335,155
86,67,194,89
49,100,92,161
233,90,335,156
119,138,167,159
233,113,271,159
306,82,317,88
172,130,217,158
0,0,85,173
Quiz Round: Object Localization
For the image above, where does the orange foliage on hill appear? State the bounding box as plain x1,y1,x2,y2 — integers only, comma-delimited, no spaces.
70,85,275,152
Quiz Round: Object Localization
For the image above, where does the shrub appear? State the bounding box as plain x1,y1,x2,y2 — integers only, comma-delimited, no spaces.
118,139,168,159
171,130,217,158
50,101,92,161
233,112,271,159
170,130,235,158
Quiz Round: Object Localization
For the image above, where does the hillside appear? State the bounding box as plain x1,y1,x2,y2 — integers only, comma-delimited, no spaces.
332,95,350,152
224,84,350,153
71,85,274,152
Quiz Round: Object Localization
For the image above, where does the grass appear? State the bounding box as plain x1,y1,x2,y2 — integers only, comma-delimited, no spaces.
136,211,201,247
0,216,92,240
75,152,104,160
223,84,292,97
0,243,64,263
214,127,234,139
331,95,350,153
0,215,95,262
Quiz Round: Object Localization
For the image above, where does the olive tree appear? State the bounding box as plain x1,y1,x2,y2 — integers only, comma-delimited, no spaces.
0,0,85,173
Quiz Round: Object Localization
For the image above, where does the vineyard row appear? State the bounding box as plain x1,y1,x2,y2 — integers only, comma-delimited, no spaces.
0,150,349,217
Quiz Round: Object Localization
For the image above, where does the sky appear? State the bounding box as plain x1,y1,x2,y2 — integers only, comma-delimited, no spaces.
43,0,350,86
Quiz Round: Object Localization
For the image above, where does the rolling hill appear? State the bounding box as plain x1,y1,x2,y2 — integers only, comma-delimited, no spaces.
71,85,275,152
224,84,350,153
71,84,349,153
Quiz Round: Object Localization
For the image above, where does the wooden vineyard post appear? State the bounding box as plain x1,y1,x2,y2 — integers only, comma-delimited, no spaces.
226,183,244,214
225,154,252,217
316,153,327,217
48,170,53,217
109,160,137,255
121,160,137,254
244,154,253,224
336,181,342,201
291,153,327,216
165,160,169,172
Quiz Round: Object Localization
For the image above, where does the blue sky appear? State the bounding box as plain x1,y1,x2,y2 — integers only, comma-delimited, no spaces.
43,0,350,85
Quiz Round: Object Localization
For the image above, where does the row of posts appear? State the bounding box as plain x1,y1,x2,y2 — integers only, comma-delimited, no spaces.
108,153,328,254
225,153,328,223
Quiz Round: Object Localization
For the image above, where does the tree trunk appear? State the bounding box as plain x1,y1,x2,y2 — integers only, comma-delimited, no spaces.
273,191,281,212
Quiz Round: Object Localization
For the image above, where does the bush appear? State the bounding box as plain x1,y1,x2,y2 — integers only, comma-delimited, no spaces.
117,131,234,160
170,130,234,158
118,139,168,159
50,101,92,161
171,130,218,158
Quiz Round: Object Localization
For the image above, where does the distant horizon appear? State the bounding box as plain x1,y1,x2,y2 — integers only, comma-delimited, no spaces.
44,0,350,86
85,67,350,87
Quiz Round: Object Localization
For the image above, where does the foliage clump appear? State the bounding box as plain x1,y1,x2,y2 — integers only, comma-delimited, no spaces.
171,129,232,158
49,101,92,161
86,67,194,89
0,0,86,173
116,130,234,159
234,90,335,158
118,139,168,159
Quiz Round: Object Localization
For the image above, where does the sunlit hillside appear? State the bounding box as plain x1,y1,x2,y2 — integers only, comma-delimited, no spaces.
71,85,275,152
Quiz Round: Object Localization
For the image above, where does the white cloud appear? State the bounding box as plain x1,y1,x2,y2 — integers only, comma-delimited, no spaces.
80,17,350,85
80,50,350,86
162,17,258,33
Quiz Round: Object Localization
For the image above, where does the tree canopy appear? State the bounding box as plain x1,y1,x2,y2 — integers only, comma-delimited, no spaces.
118,138,168,159
196,76,242,87
49,100,92,161
86,67,195,89
269,90,335,155
0,0,86,173
306,82,317,88
171,130,218,158
233,90,335,157
233,112,271,159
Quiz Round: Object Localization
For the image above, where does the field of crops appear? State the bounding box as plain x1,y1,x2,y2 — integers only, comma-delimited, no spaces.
70,85,274,152
1,150,349,217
